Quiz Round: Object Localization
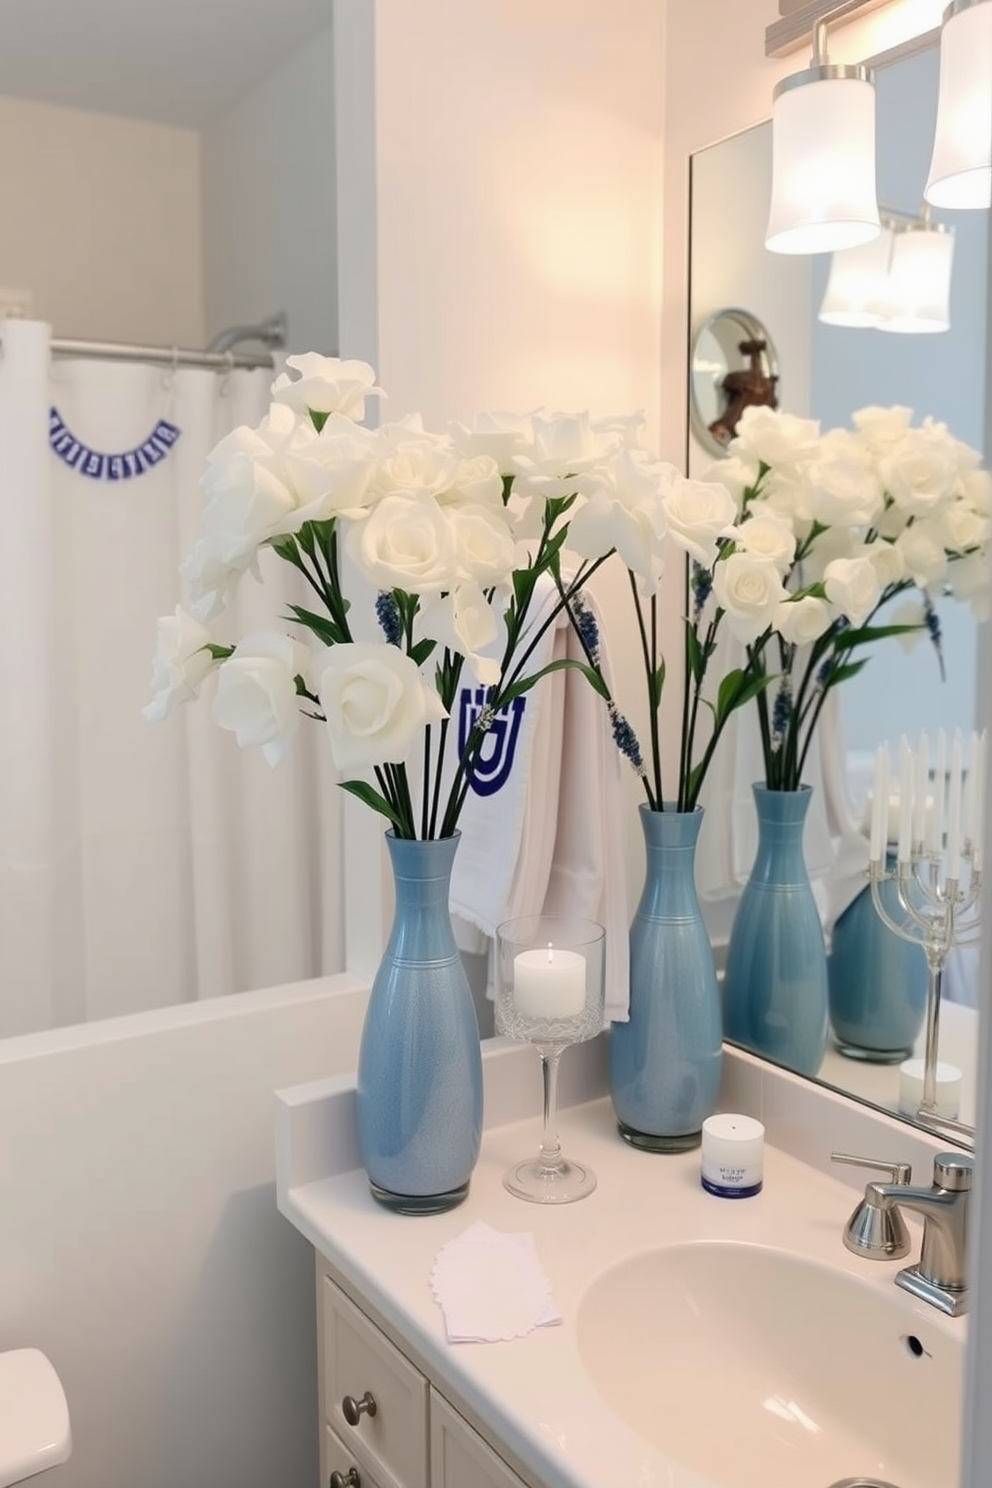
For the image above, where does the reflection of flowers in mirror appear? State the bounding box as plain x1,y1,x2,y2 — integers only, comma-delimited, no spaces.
142,354,712,840
705,404,990,792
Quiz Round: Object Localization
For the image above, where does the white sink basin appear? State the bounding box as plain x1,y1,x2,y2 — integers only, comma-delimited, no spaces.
576,1240,962,1488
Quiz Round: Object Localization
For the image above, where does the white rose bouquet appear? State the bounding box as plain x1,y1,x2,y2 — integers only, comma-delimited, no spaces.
715,403,991,792
144,354,700,840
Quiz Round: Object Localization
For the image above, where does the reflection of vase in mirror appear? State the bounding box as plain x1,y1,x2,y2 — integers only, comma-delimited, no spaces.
722,785,829,1079
827,849,928,1063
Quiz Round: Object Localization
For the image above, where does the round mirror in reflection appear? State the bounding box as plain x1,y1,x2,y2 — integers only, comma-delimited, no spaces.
690,306,779,459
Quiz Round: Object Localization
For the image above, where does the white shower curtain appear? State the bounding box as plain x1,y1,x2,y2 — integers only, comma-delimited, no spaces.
0,320,344,1037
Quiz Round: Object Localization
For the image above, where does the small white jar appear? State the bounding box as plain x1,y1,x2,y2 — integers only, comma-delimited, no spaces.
701,1113,765,1198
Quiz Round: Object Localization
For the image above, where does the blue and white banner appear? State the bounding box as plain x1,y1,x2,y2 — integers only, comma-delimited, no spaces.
49,407,181,480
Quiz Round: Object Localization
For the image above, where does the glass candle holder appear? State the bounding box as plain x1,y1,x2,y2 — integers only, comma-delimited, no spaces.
495,915,606,1203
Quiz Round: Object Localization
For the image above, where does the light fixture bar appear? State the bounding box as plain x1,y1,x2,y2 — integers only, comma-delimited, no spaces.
766,0,897,57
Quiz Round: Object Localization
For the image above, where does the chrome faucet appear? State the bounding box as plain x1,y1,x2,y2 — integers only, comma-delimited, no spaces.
832,1150,975,1317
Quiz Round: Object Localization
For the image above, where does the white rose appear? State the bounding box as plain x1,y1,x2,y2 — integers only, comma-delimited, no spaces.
277,410,378,526
448,411,536,473
271,354,384,421
852,405,914,453
511,411,620,500
702,454,760,509
728,406,820,467
418,582,501,685
823,556,882,627
663,477,738,567
805,435,883,528
212,631,309,767
180,538,250,621
937,500,989,555
949,550,992,620
440,455,504,508
712,552,787,642
963,468,992,517
880,425,960,517
865,538,906,588
347,493,459,594
568,449,669,593
317,643,446,772
444,503,515,587
772,595,832,646
747,466,815,530
732,510,796,575
802,525,857,583
895,519,950,588
590,410,648,448
143,607,216,721
199,422,297,567
369,426,460,503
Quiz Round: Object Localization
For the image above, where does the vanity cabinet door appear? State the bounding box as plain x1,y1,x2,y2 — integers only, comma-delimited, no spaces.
429,1391,529,1488
321,1274,430,1488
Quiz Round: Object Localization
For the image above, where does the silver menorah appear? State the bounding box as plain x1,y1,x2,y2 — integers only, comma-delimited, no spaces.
869,841,982,1131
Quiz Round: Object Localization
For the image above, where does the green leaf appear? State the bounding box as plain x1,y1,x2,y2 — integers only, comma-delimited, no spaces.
686,625,705,684
822,658,869,688
833,621,923,651
338,780,408,834
408,638,437,668
285,604,343,646
713,666,775,732
205,643,235,661
648,660,666,711
497,657,610,708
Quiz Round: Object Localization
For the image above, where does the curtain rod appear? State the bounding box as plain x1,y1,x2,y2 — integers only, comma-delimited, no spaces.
50,336,276,371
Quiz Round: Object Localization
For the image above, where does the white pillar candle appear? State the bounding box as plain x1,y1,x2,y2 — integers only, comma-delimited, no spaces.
898,1058,962,1120
912,731,929,848
897,735,914,863
946,730,963,880
869,744,889,863
513,943,586,1019
700,1114,764,1198
929,728,947,854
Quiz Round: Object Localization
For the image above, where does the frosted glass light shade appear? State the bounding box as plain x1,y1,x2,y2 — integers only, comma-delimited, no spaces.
925,0,992,210
766,67,880,255
880,225,955,333
818,227,895,326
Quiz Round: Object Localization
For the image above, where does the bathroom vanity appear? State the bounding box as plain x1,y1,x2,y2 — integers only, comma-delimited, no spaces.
276,1038,969,1488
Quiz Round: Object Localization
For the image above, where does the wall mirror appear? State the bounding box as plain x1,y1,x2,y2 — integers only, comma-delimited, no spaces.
0,1,340,1040
688,38,989,1133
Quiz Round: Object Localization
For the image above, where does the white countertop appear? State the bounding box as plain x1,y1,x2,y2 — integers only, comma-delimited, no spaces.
275,1040,967,1488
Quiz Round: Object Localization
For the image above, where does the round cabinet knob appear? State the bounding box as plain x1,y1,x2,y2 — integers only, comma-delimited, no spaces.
330,1469,361,1488
341,1390,377,1427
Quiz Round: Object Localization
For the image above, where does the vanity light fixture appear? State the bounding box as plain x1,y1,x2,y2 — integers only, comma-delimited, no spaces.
764,16,880,254
925,0,992,209
818,208,955,332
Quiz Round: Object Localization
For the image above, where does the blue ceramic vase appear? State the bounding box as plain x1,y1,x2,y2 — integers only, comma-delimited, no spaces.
610,805,722,1152
828,848,927,1062
355,832,483,1214
722,784,828,1078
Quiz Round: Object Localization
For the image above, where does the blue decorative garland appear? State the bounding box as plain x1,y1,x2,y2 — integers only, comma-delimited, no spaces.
49,407,182,480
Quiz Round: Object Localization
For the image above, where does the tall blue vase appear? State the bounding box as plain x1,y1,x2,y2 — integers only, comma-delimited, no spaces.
610,805,722,1152
722,784,828,1078
828,848,927,1062
356,832,483,1215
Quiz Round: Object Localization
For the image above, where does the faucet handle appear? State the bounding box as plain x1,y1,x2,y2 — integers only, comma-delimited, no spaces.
933,1152,974,1191
831,1152,912,1185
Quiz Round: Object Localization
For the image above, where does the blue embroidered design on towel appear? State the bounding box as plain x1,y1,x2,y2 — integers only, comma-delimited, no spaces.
458,688,527,798
49,407,181,479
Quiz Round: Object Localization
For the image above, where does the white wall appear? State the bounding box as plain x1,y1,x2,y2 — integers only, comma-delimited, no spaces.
202,27,338,356
0,978,368,1488
0,95,203,345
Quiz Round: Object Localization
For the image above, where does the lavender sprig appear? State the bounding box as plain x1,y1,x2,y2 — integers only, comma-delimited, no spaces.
608,702,646,777
691,562,713,623
923,595,946,681
375,590,403,646
771,676,792,752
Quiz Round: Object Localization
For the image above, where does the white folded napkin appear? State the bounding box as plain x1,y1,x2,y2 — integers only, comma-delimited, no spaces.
430,1221,563,1343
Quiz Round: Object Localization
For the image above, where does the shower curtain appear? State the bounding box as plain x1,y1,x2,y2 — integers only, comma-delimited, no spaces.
0,320,344,1037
